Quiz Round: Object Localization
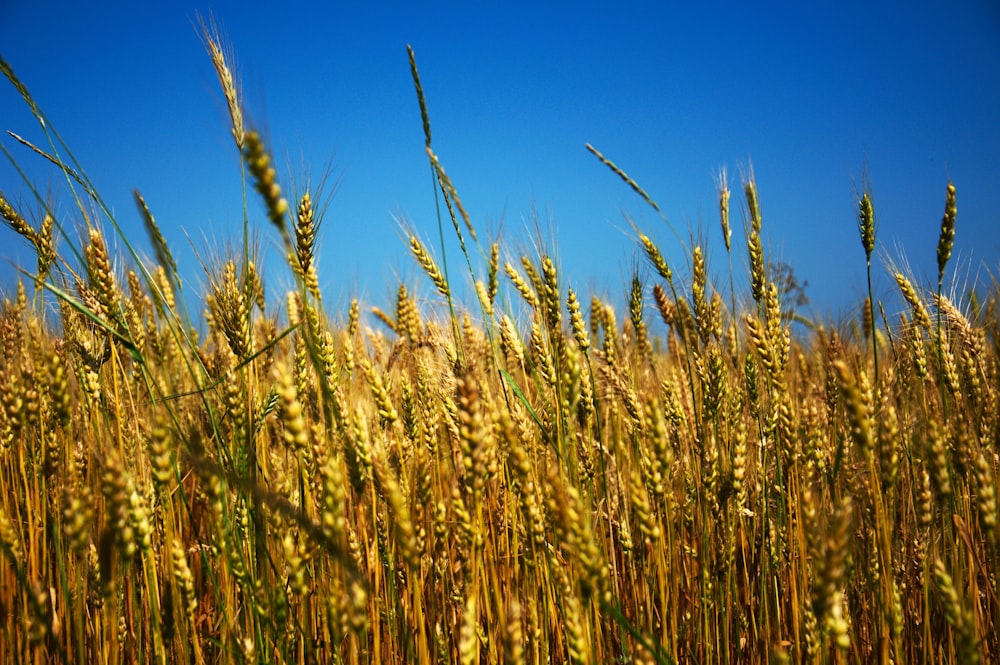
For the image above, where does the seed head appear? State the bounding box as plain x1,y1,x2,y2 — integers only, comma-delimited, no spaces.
243,131,288,230
936,181,957,283
857,192,875,261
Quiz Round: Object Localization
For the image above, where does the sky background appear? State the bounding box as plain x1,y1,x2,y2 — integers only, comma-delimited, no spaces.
1,1,999,325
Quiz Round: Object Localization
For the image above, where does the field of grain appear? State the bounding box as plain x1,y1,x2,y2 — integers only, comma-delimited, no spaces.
0,30,997,665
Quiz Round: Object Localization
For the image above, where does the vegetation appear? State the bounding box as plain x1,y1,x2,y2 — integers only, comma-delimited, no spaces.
0,25,997,665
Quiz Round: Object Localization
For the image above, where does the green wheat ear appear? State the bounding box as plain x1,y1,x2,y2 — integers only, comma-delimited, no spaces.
936,181,957,284
856,185,878,392
858,192,875,262
407,44,432,148
134,190,179,289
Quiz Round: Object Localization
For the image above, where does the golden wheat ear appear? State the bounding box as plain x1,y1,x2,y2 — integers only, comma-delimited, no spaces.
242,131,289,231
409,235,450,298
198,13,244,151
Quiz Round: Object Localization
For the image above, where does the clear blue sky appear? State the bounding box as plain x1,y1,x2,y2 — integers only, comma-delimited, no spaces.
2,1,999,321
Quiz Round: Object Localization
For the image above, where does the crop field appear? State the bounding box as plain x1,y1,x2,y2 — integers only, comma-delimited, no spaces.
0,28,997,665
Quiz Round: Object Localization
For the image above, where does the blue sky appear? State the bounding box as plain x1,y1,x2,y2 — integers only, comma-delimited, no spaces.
2,1,999,322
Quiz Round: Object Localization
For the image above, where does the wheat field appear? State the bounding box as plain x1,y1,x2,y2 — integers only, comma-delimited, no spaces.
0,28,997,665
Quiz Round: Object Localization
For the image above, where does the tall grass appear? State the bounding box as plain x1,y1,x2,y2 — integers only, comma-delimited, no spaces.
0,28,997,665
